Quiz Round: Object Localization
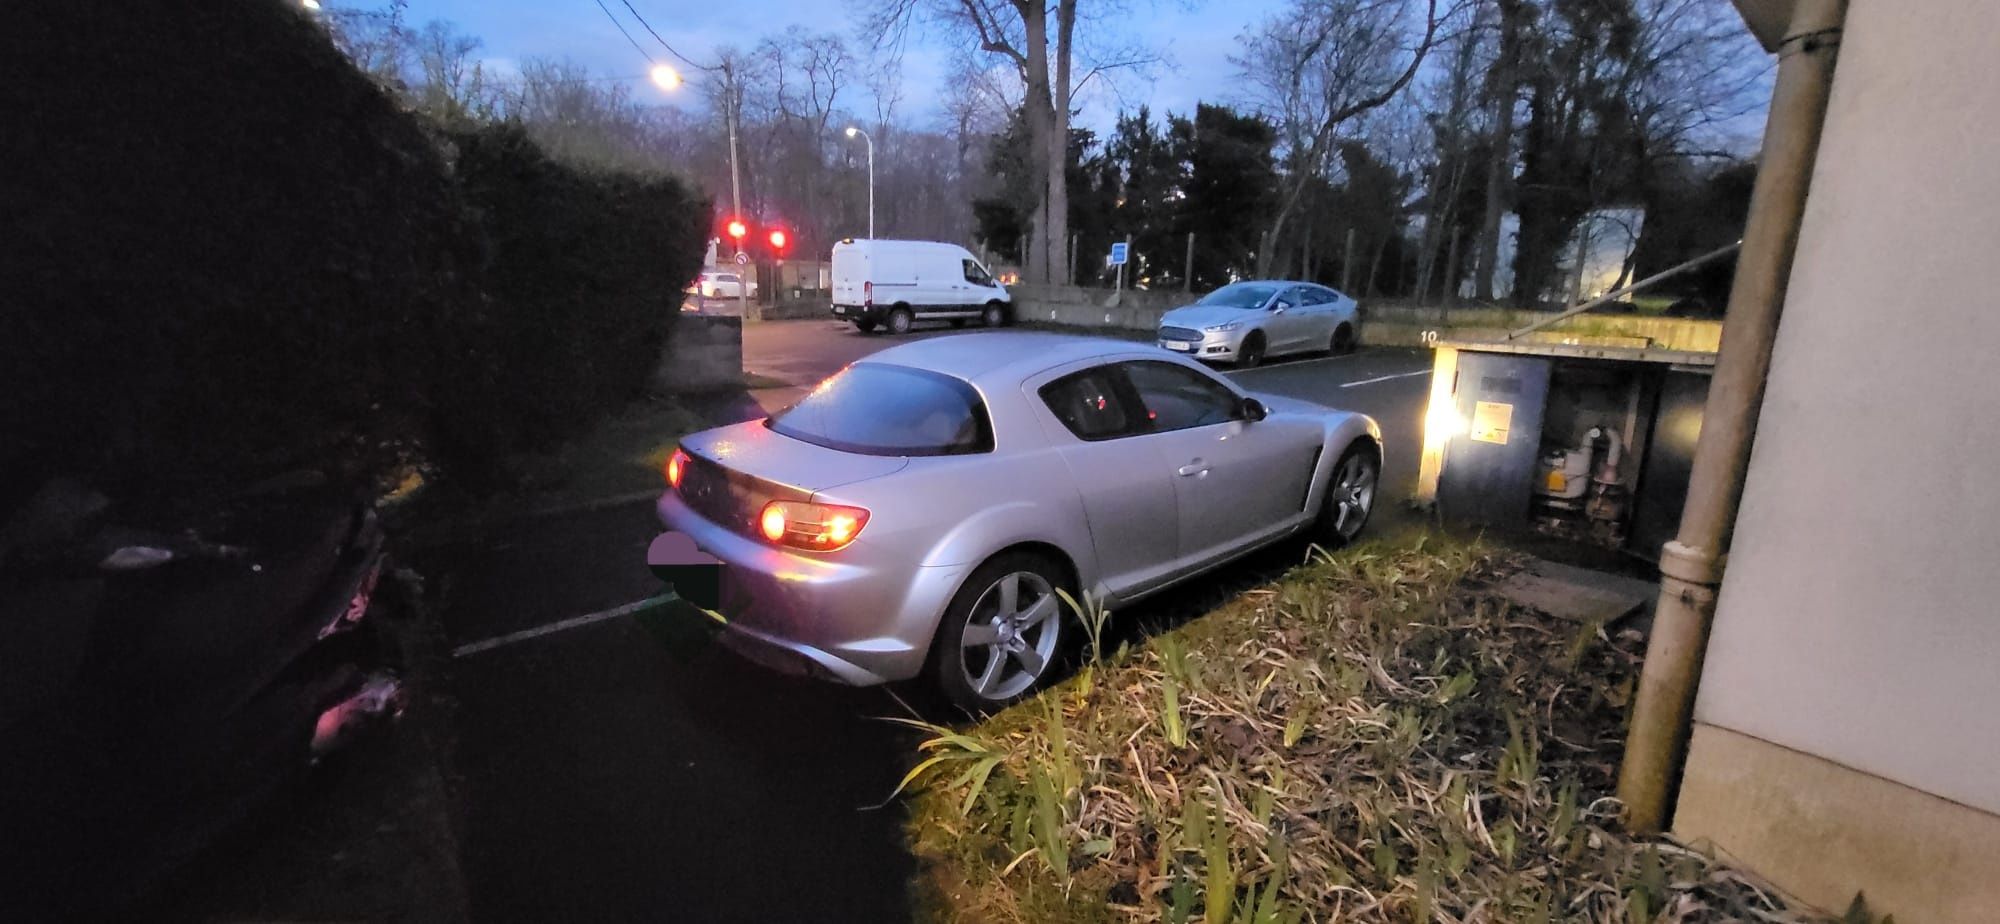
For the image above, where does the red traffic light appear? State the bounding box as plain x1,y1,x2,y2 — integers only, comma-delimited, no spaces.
767,229,788,250
726,219,747,240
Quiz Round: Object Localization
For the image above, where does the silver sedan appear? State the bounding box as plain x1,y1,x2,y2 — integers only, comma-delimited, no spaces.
1156,280,1360,367
655,333,1381,710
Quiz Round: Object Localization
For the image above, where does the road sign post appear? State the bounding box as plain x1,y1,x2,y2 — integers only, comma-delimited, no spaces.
1109,239,1130,296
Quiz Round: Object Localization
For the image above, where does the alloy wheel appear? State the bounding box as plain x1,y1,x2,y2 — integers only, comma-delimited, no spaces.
956,571,1061,701
1330,451,1377,540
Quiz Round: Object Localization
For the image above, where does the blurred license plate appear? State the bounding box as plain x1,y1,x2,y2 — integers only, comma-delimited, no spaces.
1163,340,1194,352
833,305,846,314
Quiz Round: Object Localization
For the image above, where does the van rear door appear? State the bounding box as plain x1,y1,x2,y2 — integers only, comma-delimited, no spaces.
831,243,867,307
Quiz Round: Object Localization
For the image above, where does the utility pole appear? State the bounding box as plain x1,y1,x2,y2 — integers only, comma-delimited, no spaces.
722,60,747,320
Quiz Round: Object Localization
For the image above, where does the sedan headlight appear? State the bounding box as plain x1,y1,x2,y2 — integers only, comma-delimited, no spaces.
1203,321,1243,333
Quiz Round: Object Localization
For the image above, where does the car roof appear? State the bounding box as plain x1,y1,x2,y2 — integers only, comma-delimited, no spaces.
859,332,1157,385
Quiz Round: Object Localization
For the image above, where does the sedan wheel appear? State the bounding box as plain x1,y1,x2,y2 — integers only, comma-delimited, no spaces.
1236,333,1267,369
930,554,1066,711
1314,443,1379,547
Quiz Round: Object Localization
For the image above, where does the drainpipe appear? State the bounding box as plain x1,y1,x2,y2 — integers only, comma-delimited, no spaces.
1617,0,1846,834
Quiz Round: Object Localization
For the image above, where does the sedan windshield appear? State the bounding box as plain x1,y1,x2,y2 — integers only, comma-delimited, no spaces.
769,363,993,456
1196,283,1279,309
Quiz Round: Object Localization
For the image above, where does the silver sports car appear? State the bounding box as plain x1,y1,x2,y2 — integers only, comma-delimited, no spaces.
656,333,1381,709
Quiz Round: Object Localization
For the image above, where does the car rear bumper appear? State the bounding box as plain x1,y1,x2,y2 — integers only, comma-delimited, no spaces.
655,491,969,685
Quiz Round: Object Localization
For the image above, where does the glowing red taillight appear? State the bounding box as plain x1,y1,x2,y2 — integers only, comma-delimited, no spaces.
757,500,870,551
665,448,689,488
862,280,873,308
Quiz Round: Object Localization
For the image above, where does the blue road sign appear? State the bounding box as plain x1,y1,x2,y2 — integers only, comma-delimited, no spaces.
1109,242,1129,265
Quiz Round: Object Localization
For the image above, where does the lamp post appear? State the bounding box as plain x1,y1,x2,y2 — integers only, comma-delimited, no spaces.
658,61,747,316
844,126,874,239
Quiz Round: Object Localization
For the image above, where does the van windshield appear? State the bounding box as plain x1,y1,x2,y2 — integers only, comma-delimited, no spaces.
768,363,993,456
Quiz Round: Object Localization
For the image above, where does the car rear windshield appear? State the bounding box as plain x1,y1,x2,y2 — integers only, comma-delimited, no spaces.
1197,283,1279,309
767,363,993,456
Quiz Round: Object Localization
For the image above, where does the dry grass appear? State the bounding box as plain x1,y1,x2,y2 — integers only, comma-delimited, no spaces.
902,538,1844,924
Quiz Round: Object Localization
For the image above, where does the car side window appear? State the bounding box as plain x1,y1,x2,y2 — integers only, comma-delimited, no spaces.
1299,287,1329,306
1039,368,1140,441
962,259,993,286
1122,361,1241,432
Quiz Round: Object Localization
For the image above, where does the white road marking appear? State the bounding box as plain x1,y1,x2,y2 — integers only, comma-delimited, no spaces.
451,594,676,658
1221,353,1367,376
1340,370,1430,388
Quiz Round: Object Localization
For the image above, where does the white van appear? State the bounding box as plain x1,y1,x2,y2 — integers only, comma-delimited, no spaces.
830,239,1012,334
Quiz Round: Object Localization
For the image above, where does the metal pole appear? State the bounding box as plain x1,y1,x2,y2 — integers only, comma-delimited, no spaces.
865,130,875,239
725,66,747,320
1068,234,1078,288
1505,241,1741,340
1618,0,1845,834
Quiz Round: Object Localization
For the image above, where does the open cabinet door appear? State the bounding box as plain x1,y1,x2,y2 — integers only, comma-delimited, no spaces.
1436,352,1552,525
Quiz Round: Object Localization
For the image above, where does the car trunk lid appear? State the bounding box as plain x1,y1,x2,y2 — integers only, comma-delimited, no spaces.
674,420,908,537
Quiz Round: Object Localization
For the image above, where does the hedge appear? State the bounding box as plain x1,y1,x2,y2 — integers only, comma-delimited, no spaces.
0,0,708,515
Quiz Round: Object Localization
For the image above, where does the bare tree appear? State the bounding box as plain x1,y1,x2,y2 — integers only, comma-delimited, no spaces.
325,0,413,87
866,0,1150,284
411,20,500,125
1240,0,1444,277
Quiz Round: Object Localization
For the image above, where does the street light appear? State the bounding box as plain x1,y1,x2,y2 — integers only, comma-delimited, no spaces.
300,0,321,10
844,126,874,240
656,60,748,316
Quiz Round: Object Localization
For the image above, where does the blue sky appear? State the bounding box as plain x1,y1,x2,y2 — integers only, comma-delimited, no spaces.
363,0,1275,131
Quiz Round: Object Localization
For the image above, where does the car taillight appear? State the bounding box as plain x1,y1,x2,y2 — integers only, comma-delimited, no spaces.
665,448,689,489
863,280,873,308
757,500,870,551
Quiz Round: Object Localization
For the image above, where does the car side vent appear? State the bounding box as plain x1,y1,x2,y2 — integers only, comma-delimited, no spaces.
1302,446,1324,512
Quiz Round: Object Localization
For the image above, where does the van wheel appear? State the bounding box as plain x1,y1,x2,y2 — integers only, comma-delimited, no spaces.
853,320,877,334
982,302,1007,327
887,306,914,335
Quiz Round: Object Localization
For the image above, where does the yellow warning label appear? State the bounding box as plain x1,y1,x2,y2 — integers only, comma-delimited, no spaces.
1471,401,1513,445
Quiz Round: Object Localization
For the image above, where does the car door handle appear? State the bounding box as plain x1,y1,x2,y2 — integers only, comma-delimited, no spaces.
1177,460,1209,478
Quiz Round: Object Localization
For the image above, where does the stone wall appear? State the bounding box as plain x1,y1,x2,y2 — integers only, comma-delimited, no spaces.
1004,286,1723,353
653,315,742,393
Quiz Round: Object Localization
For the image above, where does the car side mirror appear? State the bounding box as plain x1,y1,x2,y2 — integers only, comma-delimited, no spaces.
1240,397,1268,422
1270,300,1291,314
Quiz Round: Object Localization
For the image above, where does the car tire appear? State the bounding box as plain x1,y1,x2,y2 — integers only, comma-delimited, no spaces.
887,306,914,335
982,302,1007,327
1236,332,1267,368
927,551,1071,714
853,320,877,333
1311,441,1379,548
1332,322,1356,354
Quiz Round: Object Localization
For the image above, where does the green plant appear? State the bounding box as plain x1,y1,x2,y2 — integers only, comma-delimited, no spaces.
1058,587,1115,666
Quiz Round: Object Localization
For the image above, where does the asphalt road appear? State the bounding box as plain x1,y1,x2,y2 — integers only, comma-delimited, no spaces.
433,320,1435,922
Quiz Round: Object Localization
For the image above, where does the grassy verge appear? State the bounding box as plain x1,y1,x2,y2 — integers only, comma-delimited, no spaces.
901,538,1836,923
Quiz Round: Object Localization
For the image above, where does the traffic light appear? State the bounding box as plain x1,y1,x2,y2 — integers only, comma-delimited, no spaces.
725,218,747,242
767,228,788,252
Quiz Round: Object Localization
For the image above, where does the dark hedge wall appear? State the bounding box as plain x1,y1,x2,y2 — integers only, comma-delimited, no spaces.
0,1,707,512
